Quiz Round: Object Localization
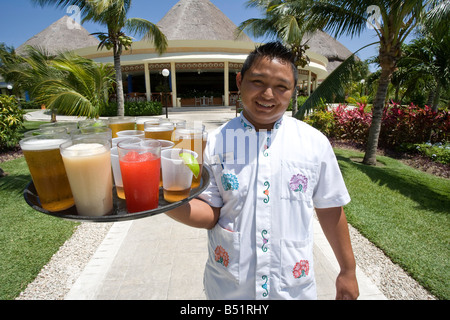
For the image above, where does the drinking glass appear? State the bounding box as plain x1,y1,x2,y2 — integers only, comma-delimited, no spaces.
117,139,161,213
161,148,198,203
144,123,174,141
60,137,113,216
108,116,135,138
20,133,74,212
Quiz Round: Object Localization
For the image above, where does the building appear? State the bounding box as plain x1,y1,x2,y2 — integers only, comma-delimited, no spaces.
16,0,353,107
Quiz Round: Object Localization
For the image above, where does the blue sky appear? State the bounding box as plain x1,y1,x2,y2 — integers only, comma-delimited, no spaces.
0,0,382,67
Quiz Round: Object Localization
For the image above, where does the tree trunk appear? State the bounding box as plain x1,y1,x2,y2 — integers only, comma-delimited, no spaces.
291,89,298,116
113,46,125,117
432,81,441,112
363,67,392,165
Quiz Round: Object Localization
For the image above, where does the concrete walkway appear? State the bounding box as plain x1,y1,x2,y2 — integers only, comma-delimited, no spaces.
26,107,386,300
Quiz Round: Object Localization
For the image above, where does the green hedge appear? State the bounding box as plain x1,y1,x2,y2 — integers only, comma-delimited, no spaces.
102,101,162,117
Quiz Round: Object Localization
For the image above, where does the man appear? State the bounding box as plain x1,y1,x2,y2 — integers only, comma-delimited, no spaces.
166,42,359,300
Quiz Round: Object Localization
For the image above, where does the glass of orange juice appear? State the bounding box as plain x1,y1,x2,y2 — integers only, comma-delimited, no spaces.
117,139,161,213
108,116,135,138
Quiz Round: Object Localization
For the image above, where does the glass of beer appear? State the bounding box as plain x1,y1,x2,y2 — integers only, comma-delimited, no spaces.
24,127,67,138
161,148,198,203
118,139,161,213
144,122,174,141
116,130,145,138
108,116,135,138
60,137,113,216
19,133,74,212
159,118,186,128
136,117,158,131
71,127,113,146
172,123,207,188
40,121,78,134
77,119,108,129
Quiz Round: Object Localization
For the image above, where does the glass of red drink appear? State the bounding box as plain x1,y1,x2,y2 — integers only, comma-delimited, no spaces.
117,139,161,213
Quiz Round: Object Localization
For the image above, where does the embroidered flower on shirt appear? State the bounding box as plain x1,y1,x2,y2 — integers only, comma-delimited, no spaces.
221,173,239,191
289,174,308,193
293,260,310,279
263,181,270,203
214,245,229,267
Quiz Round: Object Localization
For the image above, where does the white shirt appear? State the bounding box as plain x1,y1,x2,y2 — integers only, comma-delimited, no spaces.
198,113,351,300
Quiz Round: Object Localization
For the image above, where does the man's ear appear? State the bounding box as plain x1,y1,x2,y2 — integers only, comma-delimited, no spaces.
236,72,242,90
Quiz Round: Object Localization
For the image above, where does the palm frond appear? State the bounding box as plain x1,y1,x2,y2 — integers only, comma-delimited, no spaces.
125,18,168,54
295,42,379,120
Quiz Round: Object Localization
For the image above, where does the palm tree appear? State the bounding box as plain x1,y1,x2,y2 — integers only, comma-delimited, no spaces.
236,0,312,115
405,29,449,111
33,0,168,117
295,0,444,165
1,45,115,119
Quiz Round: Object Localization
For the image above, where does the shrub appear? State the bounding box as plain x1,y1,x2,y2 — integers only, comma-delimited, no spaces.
304,110,336,137
102,100,162,117
380,103,449,148
401,142,450,165
333,105,372,142
304,102,449,151
0,95,24,151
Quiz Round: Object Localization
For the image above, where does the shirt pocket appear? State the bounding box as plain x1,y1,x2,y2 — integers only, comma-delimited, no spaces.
279,238,314,289
207,223,241,284
280,160,318,202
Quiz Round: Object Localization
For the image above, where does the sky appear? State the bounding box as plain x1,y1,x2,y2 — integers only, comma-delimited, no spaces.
0,0,383,69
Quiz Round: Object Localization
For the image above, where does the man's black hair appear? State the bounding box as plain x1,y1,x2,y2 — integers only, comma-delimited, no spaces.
240,41,298,87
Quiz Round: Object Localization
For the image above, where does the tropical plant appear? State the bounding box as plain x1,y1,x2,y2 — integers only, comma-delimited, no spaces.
0,94,24,151
1,46,115,119
236,0,313,115
400,31,450,111
33,0,168,117
294,0,446,166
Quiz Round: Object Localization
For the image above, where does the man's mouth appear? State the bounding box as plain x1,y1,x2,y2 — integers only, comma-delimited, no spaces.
256,101,275,108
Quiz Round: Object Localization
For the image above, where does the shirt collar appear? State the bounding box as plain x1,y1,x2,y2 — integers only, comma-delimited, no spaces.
239,112,284,132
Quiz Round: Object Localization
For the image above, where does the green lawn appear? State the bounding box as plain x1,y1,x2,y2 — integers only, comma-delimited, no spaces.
0,120,77,300
0,157,78,300
335,148,449,300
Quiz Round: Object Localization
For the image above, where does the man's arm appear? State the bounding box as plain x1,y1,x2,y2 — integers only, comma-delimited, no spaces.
165,198,220,230
315,206,359,300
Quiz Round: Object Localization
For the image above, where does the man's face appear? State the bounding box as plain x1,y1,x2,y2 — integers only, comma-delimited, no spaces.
236,57,295,131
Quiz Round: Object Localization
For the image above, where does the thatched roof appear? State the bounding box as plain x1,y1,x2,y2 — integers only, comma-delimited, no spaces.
16,15,99,56
303,30,354,73
157,0,252,42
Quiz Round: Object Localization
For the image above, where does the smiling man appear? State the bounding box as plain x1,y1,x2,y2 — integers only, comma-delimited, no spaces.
165,42,359,300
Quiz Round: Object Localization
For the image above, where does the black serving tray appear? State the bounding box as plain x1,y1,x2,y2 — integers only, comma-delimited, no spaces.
23,165,211,223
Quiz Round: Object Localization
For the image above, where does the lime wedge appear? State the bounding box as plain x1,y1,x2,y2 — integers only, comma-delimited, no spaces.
179,152,200,178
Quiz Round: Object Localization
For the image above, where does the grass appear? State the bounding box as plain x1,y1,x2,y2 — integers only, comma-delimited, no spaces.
0,157,78,300
335,148,449,300
0,120,78,300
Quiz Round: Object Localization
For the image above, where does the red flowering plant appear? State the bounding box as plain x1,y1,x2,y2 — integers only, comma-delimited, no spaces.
305,101,449,154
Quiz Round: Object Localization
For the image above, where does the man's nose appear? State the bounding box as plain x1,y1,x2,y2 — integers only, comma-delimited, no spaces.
261,86,274,98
